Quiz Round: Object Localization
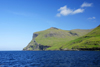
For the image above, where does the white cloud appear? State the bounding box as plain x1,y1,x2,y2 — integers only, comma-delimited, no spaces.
72,9,84,14
81,2,93,7
56,5,84,17
56,2,93,17
88,17,96,19
58,5,73,16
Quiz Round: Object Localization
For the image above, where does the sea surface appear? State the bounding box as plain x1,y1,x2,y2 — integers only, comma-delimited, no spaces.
0,51,100,67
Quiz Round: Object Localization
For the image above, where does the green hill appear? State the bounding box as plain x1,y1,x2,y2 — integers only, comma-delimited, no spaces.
62,25,100,50
23,27,92,50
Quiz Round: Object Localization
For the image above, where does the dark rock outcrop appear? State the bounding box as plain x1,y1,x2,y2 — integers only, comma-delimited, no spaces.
33,33,38,39
39,44,51,50
69,31,78,36
78,48,100,50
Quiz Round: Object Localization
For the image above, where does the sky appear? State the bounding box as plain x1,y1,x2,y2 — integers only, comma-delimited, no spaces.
0,0,100,50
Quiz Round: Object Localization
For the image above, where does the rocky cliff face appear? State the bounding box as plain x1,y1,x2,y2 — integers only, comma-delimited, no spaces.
23,39,50,50
23,33,50,50
33,33,38,39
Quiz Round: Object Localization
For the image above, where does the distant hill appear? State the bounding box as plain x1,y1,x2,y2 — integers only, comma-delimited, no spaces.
23,27,92,50
62,25,100,50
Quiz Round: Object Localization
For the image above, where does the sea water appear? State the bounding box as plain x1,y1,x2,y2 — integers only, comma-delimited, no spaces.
0,51,100,67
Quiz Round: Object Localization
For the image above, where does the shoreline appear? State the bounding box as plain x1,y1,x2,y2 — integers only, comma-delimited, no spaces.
23,49,100,51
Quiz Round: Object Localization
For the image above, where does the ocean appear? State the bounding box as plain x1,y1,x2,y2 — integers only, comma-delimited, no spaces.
0,51,100,67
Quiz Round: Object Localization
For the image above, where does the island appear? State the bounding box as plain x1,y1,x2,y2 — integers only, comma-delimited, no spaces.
23,25,100,51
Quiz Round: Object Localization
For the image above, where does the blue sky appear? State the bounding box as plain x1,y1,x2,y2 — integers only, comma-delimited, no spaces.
0,0,100,50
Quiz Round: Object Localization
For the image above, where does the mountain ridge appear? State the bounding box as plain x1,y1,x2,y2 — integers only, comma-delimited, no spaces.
23,27,93,50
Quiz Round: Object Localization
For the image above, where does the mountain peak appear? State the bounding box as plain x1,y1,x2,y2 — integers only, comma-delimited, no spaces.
50,27,58,29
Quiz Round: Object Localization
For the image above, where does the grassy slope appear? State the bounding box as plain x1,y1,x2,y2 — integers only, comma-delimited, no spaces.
23,39,39,50
62,25,100,50
32,28,92,50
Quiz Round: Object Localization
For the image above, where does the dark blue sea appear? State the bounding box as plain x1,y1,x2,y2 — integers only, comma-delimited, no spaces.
0,51,100,67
